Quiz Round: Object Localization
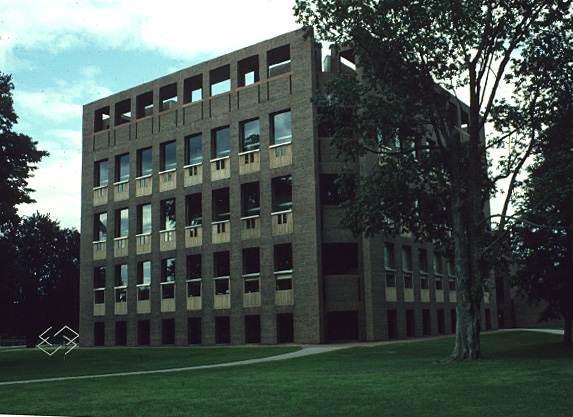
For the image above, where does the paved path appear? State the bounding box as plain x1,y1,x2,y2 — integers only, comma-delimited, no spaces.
0,328,564,387
0,345,347,387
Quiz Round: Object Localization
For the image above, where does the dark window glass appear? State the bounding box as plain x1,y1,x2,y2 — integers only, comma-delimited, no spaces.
116,208,129,237
161,141,176,171
94,266,106,288
116,154,129,182
95,212,107,241
419,248,428,273
161,258,176,282
186,134,202,165
271,175,292,212
161,199,176,230
240,119,260,152
187,255,201,279
187,280,201,297
138,203,152,234
215,278,230,294
115,264,128,287
186,193,202,226
243,247,260,275
214,251,230,277
322,243,358,275
402,246,413,271
138,147,152,177
95,159,108,187
384,243,395,269
271,110,292,145
212,126,230,158
137,261,151,285
274,243,293,272
434,253,444,275
212,188,230,222
241,182,260,217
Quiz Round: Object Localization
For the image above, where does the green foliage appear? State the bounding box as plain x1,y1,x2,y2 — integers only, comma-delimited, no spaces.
0,72,48,229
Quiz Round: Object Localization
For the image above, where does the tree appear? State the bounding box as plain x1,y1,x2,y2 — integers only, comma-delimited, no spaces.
294,1,573,359
1,213,80,345
0,72,48,229
513,88,573,345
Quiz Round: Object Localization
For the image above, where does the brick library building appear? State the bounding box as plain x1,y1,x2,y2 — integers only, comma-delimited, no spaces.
80,29,497,347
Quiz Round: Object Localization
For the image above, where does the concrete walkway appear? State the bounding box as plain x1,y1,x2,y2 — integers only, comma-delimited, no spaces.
0,328,564,387
0,345,347,387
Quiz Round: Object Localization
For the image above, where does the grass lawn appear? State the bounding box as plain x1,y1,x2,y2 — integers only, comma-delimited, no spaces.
0,345,299,382
0,331,572,417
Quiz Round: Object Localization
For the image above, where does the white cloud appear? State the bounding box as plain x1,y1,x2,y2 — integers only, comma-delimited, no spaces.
0,0,300,69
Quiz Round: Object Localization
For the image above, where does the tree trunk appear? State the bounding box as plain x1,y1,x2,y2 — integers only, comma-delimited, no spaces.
564,316,572,345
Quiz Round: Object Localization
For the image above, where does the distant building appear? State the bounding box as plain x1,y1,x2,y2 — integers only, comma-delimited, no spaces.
80,29,497,346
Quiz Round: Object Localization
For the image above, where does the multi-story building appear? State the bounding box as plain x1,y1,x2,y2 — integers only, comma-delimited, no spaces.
80,29,497,346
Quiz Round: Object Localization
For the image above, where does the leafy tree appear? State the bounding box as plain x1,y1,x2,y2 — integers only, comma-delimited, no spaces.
1,213,80,346
513,90,573,345
295,0,572,359
0,72,48,229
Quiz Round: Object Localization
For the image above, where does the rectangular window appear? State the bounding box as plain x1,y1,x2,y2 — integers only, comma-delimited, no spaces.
93,266,106,288
187,254,201,280
183,74,202,103
136,91,153,118
94,159,109,187
137,147,152,177
421,276,429,289
161,258,176,282
210,65,231,96
115,208,129,237
436,278,444,290
187,279,201,297
238,55,259,87
160,198,176,230
159,83,177,111
276,275,292,290
404,273,413,289
385,271,396,287
267,45,291,77
94,106,110,131
214,278,230,295
449,279,456,291
214,251,230,277
212,188,230,222
137,203,151,234
115,264,128,287
418,248,428,273
94,212,107,241
242,247,260,275
115,154,129,182
402,246,413,271
211,126,230,159
319,174,340,205
271,110,292,145
274,243,293,272
241,182,260,217
161,140,177,171
271,175,292,212
447,257,455,276
244,276,260,293
384,243,395,269
185,134,202,165
434,253,444,275
322,243,359,275
185,193,202,226
137,260,151,285
240,118,260,152
115,99,131,126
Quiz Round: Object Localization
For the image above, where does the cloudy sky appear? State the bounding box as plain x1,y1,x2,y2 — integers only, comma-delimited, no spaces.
3,0,299,229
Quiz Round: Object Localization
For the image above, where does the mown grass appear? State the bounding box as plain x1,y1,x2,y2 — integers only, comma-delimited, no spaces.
0,332,571,417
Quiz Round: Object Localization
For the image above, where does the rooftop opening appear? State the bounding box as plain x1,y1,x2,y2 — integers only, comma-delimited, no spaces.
210,65,231,96
238,55,259,87
322,243,358,275
212,188,230,222
339,49,356,71
114,99,131,126
94,106,110,131
214,251,230,277
185,193,202,226
160,83,178,111
136,91,154,119
243,247,260,275
267,45,291,78
183,74,203,103
271,175,292,212
241,182,260,217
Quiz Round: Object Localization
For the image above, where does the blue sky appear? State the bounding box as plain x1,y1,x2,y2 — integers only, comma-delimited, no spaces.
2,0,299,229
